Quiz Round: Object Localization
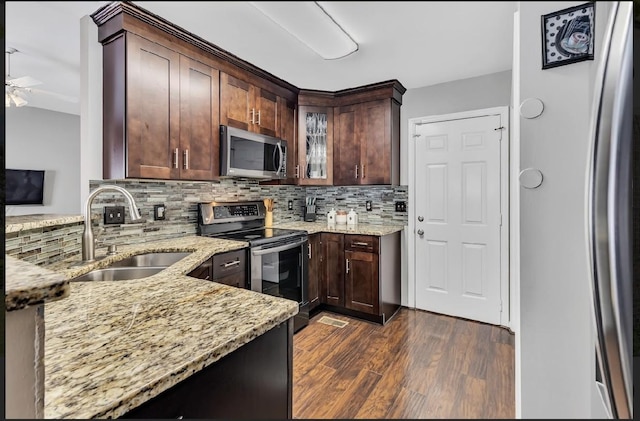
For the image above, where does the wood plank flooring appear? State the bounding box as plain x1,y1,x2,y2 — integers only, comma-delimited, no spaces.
293,308,515,419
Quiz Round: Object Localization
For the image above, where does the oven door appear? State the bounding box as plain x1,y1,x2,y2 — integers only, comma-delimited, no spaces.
250,237,309,331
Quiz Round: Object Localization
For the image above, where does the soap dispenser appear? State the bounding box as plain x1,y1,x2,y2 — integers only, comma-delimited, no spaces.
347,208,358,226
327,208,336,226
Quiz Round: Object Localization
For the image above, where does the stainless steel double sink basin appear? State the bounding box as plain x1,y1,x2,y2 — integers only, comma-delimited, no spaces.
72,252,191,282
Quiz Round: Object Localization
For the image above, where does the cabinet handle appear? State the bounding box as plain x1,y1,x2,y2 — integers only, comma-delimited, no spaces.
250,108,256,124
173,148,179,169
256,109,261,126
205,275,210,280
295,164,300,179
352,241,369,247
183,149,189,169
308,243,312,259
222,260,241,268
346,258,350,273
362,164,365,179
355,164,359,179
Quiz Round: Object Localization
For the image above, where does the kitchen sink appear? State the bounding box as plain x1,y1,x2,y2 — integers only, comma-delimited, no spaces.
71,267,166,282
107,252,191,268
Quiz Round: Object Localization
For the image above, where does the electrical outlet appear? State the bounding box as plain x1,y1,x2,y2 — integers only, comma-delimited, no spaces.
104,206,125,224
365,201,372,212
395,201,407,212
288,200,293,211
154,204,166,220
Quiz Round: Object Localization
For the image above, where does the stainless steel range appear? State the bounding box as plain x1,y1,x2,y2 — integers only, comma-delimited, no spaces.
197,201,309,332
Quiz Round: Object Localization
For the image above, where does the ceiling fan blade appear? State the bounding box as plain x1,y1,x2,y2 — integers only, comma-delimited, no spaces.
7,76,43,88
28,87,78,103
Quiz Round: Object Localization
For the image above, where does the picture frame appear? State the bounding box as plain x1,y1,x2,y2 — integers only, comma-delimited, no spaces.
541,2,595,69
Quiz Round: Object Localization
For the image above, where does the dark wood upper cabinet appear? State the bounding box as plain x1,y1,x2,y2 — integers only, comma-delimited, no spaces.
124,33,181,180
102,32,220,181
179,55,220,180
333,99,397,186
279,98,298,184
220,72,280,138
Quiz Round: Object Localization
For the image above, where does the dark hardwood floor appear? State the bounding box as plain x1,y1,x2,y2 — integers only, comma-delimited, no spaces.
293,308,515,419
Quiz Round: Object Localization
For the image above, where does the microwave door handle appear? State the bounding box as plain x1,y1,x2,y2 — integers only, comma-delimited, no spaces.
276,142,284,176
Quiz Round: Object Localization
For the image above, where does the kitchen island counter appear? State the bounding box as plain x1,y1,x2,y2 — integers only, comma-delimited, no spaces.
42,236,298,419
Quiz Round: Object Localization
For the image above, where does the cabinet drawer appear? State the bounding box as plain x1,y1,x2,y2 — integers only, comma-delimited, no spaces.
213,249,246,278
214,272,246,289
344,235,379,254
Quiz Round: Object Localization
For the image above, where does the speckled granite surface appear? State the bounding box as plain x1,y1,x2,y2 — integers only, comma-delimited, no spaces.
275,221,405,236
5,255,70,311
5,214,84,233
42,236,299,419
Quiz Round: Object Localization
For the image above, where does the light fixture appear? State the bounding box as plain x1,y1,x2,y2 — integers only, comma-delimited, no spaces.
5,48,29,108
249,2,358,60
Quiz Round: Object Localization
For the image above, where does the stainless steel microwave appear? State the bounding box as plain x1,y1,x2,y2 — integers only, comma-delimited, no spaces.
220,125,287,179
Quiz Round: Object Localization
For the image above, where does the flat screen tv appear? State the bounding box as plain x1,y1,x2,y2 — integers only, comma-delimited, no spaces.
6,169,45,205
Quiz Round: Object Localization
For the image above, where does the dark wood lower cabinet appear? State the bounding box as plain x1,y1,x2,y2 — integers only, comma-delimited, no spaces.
188,249,247,288
313,232,401,325
121,319,293,419
307,234,322,311
320,233,344,307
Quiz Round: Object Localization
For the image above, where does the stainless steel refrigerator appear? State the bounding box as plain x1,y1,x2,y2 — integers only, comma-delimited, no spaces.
586,1,633,418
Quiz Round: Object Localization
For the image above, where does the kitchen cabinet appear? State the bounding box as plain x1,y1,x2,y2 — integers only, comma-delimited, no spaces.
121,319,293,419
320,233,344,307
344,235,380,315
307,233,322,311
102,32,220,181
333,99,398,185
220,72,279,138
297,105,334,185
187,249,247,289
315,232,400,324
279,98,298,183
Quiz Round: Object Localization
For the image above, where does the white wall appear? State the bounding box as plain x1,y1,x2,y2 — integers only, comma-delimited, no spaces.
6,107,81,215
516,1,611,418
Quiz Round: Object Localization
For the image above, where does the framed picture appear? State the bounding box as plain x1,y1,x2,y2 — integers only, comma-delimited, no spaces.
541,2,595,69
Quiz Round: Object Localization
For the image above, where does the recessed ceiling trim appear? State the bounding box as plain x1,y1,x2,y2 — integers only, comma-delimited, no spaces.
249,1,359,60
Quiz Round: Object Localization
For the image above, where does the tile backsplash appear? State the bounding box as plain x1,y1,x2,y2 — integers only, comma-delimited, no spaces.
89,179,408,248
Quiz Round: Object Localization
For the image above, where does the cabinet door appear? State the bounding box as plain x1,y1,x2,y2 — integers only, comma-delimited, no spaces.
179,55,220,180
298,105,333,185
278,97,298,184
220,72,253,131
307,234,322,310
187,258,212,281
321,233,344,306
127,33,180,179
255,88,278,137
360,99,391,185
333,104,360,185
345,250,380,315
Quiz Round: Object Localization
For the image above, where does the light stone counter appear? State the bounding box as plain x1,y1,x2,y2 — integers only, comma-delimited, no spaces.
5,214,84,233
275,221,405,236
41,236,299,419
5,255,70,311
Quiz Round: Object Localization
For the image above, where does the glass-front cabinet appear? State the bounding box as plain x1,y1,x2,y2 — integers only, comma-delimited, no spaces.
297,105,333,185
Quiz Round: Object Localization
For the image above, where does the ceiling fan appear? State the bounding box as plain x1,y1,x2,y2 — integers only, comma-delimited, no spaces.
5,47,78,107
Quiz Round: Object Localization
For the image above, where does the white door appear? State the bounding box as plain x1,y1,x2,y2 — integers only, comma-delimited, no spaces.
414,114,502,325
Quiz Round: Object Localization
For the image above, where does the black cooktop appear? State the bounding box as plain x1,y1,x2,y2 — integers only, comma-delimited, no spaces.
206,227,306,246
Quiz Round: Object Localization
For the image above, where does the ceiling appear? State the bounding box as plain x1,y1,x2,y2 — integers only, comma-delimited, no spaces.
5,1,516,116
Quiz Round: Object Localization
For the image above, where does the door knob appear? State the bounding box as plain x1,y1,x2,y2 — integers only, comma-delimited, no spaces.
418,216,424,222
417,229,424,235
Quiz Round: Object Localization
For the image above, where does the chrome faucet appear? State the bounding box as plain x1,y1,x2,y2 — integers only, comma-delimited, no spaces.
82,185,142,262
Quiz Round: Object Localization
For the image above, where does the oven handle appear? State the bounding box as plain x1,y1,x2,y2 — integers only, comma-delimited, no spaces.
251,239,307,256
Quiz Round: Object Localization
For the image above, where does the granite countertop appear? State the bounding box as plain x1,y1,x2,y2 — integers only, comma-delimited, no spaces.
275,221,405,236
5,255,70,311
42,236,299,419
5,214,84,233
